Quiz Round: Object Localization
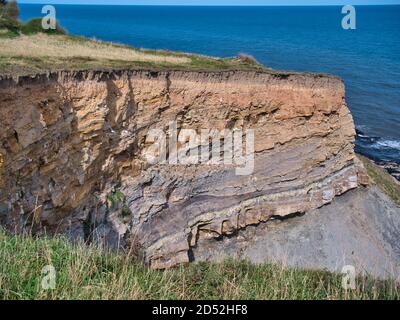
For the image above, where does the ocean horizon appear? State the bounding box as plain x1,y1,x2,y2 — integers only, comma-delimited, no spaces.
19,4,400,166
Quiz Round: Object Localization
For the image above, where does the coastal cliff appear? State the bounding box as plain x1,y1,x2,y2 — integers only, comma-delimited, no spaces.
0,69,361,269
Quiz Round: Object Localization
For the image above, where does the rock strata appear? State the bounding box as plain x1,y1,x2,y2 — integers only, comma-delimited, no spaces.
0,69,358,268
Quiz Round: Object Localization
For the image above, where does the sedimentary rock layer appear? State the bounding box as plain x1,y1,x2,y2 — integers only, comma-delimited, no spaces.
0,69,358,268
192,185,400,280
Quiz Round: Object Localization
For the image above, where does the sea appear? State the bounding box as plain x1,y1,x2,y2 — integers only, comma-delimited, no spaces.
18,4,400,177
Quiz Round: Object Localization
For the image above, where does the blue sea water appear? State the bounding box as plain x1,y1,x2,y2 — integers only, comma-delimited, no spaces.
18,4,400,164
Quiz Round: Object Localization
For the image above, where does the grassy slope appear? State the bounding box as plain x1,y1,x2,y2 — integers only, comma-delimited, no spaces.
0,32,267,76
0,229,398,300
0,19,335,77
359,155,400,206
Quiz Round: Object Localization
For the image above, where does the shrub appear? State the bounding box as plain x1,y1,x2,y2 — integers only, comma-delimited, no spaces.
0,15,20,37
20,18,66,35
121,204,132,217
106,190,125,209
0,0,6,15
0,15,17,29
0,1,19,37
3,0,18,20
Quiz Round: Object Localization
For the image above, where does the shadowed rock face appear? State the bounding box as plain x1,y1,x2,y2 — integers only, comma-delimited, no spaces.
0,69,358,269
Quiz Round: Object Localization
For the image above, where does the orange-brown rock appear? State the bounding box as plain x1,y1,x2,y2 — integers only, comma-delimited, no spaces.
0,69,358,268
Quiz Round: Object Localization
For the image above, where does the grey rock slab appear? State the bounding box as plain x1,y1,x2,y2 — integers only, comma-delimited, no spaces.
192,186,400,280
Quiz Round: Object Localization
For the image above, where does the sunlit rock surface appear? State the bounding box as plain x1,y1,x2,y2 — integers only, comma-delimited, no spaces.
0,69,360,268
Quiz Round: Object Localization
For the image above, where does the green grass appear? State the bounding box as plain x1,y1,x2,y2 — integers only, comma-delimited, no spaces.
19,18,66,35
0,229,398,300
106,189,131,220
0,34,269,76
0,15,20,38
359,155,400,206
107,190,125,208
0,14,65,38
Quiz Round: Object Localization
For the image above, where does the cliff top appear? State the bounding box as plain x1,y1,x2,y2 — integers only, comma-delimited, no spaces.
0,32,337,79
0,32,267,76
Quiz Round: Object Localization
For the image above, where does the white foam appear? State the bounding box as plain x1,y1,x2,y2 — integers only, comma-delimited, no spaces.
374,139,400,150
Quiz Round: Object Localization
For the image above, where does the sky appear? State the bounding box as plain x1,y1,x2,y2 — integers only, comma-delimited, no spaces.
16,0,400,5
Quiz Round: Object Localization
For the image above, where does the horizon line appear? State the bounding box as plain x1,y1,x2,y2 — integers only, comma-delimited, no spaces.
18,3,400,6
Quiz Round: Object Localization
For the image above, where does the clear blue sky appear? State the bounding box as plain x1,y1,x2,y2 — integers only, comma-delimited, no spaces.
17,0,400,5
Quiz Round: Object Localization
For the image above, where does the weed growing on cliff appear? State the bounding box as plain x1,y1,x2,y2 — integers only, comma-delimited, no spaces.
107,190,125,208
106,189,131,222
121,204,131,218
0,229,398,300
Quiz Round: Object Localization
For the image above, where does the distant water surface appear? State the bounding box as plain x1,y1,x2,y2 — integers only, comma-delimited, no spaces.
19,4,400,165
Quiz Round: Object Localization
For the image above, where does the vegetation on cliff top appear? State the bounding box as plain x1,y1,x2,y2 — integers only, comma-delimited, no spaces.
0,33,269,76
359,155,400,206
0,228,398,300
0,1,340,77
0,1,65,37
0,0,264,76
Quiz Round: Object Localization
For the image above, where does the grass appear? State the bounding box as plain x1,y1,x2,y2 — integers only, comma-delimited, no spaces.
0,14,334,77
0,228,398,300
0,32,267,76
106,189,132,220
107,190,125,208
359,155,400,206
0,34,191,64
19,18,66,35
0,15,20,37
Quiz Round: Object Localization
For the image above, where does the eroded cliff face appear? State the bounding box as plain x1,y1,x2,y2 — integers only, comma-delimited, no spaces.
0,69,359,268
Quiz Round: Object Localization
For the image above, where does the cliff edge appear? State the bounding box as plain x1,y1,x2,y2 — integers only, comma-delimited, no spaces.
0,69,365,269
